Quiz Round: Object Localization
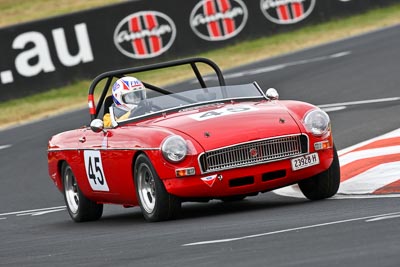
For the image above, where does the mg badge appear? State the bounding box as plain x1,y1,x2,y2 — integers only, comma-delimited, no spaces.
249,148,258,158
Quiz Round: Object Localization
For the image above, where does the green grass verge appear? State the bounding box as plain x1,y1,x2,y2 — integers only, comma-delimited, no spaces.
0,0,122,28
1,4,400,129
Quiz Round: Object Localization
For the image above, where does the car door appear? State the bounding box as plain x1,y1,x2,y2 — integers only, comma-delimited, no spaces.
78,126,137,205
76,127,116,202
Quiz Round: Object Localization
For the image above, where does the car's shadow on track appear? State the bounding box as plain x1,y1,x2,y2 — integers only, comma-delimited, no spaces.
78,193,314,225
179,194,309,220
48,193,338,230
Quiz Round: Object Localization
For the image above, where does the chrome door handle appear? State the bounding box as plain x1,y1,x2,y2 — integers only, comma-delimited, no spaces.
79,137,86,143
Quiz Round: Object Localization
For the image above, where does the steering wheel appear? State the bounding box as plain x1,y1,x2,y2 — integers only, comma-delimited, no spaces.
129,100,162,118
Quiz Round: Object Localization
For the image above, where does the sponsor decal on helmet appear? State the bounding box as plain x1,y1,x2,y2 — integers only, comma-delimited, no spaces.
260,0,315,25
190,0,248,41
114,11,176,59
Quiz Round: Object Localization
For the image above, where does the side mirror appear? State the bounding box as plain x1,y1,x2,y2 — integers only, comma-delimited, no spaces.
90,119,104,133
266,88,279,100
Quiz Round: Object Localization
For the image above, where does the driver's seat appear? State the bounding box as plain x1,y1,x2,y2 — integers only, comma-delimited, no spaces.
103,95,114,117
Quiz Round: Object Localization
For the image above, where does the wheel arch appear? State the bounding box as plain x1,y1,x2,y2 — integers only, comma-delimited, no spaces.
57,159,85,194
131,150,147,180
52,159,67,192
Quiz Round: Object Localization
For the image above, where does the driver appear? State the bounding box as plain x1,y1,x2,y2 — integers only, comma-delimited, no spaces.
103,76,146,128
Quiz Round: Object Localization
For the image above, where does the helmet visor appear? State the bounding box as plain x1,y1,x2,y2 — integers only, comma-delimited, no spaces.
122,90,145,104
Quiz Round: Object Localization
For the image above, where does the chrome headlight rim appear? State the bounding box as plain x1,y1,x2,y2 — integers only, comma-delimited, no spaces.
303,109,331,136
161,135,188,163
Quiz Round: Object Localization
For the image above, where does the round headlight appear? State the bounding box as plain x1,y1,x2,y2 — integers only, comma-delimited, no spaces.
304,109,330,136
161,135,188,163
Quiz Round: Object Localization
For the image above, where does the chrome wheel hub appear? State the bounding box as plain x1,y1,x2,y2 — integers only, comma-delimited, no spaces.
64,168,79,214
138,165,156,214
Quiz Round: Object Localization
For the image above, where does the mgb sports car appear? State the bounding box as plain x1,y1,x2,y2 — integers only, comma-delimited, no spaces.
47,57,340,222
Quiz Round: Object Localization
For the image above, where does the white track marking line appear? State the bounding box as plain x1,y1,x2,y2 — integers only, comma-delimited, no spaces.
318,97,400,109
182,211,400,247
333,194,400,199
0,206,66,217
224,51,352,79
329,51,351,58
16,208,66,217
194,51,351,82
366,214,400,222
0,144,12,150
321,106,346,112
319,97,400,113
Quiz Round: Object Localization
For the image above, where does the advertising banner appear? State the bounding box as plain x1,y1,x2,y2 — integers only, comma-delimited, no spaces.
0,0,397,101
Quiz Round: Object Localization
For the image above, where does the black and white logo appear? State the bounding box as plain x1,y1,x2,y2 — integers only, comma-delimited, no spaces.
114,11,176,59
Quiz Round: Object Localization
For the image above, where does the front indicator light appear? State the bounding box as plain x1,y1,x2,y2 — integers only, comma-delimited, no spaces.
314,140,332,151
176,167,196,177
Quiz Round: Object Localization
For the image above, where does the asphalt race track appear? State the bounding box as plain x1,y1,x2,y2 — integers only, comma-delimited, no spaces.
1,25,400,266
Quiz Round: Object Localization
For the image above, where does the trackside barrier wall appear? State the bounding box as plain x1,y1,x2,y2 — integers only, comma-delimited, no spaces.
0,0,397,101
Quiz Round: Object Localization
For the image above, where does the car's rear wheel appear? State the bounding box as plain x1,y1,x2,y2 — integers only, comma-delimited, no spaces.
134,154,181,222
62,162,103,222
298,146,340,200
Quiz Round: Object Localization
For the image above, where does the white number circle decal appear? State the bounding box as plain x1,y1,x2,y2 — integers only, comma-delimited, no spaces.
84,150,110,191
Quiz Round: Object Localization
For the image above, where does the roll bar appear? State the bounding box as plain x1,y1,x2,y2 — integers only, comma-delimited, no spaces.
87,57,226,120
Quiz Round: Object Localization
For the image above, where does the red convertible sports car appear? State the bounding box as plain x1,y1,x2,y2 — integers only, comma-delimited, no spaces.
48,58,340,222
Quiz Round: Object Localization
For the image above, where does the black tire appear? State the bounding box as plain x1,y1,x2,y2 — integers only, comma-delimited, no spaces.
62,162,103,222
134,154,181,222
298,146,340,200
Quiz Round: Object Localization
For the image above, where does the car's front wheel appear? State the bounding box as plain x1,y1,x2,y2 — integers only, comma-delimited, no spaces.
298,146,340,200
134,154,181,222
62,162,103,222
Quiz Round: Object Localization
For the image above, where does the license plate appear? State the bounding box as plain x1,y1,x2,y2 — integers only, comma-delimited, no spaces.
291,153,319,171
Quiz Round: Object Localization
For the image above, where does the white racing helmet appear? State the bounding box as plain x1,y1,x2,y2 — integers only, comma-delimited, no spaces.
112,77,146,111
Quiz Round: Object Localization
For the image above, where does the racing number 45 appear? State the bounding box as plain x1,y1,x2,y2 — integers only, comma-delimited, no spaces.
88,156,104,185
84,150,110,191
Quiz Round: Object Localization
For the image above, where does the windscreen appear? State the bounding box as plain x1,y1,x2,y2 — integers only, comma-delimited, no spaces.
147,83,265,111
112,83,266,123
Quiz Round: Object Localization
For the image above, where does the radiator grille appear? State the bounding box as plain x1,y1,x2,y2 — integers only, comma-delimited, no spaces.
199,134,308,173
